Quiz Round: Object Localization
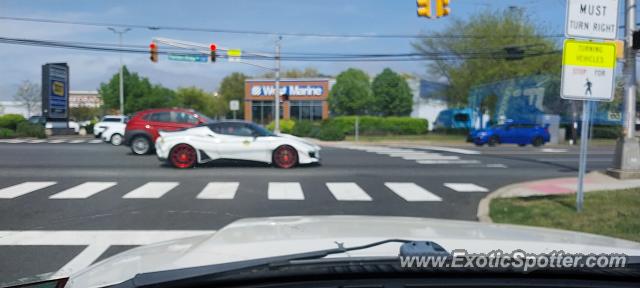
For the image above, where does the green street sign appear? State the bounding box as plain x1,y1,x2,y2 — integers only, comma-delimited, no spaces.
167,53,208,63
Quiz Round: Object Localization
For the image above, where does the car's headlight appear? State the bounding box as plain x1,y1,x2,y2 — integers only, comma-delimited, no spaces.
477,132,488,136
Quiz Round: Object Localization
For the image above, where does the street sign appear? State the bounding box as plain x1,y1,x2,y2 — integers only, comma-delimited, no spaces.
565,0,619,40
229,100,240,111
167,53,208,63
561,39,616,101
227,49,242,57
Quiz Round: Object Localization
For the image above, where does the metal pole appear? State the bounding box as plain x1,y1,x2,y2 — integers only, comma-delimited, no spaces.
355,116,359,142
274,36,281,133
118,32,124,115
577,101,591,212
624,0,637,139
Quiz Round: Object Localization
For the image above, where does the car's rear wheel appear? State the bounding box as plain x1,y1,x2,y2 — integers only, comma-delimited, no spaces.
131,136,151,155
169,144,196,169
110,134,123,146
488,136,499,147
273,145,298,169
532,136,544,147
518,143,527,147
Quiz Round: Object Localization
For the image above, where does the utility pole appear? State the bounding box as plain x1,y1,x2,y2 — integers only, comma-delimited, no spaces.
108,27,131,115
274,36,282,133
609,0,640,179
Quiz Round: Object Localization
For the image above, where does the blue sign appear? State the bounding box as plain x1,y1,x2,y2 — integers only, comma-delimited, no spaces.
43,63,69,119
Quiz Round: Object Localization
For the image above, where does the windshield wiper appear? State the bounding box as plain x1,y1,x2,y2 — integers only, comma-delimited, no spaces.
112,239,447,288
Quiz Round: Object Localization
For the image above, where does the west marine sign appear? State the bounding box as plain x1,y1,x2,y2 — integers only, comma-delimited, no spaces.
250,85,324,96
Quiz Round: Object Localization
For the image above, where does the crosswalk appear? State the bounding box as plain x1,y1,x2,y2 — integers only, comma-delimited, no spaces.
0,180,490,202
0,138,103,144
342,145,482,165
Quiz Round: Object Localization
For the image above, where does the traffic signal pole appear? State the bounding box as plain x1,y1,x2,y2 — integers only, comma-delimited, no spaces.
609,0,640,179
108,27,130,115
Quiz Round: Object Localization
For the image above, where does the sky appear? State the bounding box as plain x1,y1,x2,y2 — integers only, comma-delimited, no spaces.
0,0,604,100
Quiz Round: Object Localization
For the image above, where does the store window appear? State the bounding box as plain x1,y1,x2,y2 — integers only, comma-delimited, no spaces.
251,101,283,124
290,100,323,121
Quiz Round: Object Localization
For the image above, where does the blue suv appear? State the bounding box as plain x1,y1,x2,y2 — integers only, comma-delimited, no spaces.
470,122,550,147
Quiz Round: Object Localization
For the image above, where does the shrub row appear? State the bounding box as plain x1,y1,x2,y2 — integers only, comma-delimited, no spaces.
0,114,26,130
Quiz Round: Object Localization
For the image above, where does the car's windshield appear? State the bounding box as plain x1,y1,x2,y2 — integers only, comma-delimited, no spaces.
0,1,638,286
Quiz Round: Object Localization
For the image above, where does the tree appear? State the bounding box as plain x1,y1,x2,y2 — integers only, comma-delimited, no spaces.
14,80,41,117
69,107,101,121
98,66,177,114
218,72,248,118
175,87,216,117
371,68,413,116
412,9,560,106
329,68,374,115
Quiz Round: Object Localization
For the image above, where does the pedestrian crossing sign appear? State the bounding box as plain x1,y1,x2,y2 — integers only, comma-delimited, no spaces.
561,39,616,101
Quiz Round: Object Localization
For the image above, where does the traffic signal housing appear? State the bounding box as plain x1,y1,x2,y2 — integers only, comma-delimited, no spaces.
633,30,640,50
436,0,450,18
416,0,431,18
149,42,158,63
210,43,217,63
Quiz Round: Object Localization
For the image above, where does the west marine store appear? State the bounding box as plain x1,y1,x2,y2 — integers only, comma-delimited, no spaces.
244,78,331,124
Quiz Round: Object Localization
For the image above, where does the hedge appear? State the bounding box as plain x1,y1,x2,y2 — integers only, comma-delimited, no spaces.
592,125,622,139
16,122,46,138
0,128,15,138
292,120,320,138
266,119,295,134
0,114,26,130
328,116,428,136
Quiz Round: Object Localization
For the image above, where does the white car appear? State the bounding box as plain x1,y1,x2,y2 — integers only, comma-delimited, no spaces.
93,115,127,138
100,122,126,145
155,121,321,168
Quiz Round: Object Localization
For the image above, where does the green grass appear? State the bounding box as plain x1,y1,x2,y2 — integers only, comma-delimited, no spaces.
490,189,640,242
344,133,466,143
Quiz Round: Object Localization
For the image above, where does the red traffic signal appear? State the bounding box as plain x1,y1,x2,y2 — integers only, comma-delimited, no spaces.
210,43,217,63
149,42,158,63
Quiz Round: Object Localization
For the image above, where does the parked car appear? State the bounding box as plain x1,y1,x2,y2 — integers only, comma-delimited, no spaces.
470,121,550,147
156,121,321,169
124,108,211,155
101,122,126,146
94,115,128,138
28,115,80,134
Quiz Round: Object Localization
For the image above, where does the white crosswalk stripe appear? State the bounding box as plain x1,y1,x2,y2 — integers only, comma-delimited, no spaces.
444,183,489,192
48,139,67,143
0,182,57,199
122,182,180,199
197,182,239,199
49,182,117,199
343,145,482,166
26,139,47,143
268,182,304,200
326,182,372,201
68,139,87,144
88,139,103,144
384,182,442,202
417,159,480,164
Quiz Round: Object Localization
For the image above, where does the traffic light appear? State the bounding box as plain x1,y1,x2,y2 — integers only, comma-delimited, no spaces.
210,43,217,62
436,0,450,18
416,0,431,18
633,30,640,50
149,42,158,63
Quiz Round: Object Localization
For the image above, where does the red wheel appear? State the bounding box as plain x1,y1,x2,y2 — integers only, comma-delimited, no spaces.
273,145,298,169
170,144,196,169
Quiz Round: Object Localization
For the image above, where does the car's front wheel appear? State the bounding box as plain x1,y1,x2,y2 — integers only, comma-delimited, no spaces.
110,134,123,146
532,136,544,147
169,144,196,168
131,136,151,155
273,145,298,169
488,136,499,147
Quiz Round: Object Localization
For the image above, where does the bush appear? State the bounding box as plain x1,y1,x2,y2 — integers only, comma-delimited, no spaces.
0,128,15,138
266,119,295,134
432,127,470,135
317,120,346,141
592,125,622,139
0,114,26,130
16,122,46,138
292,120,321,137
329,116,428,136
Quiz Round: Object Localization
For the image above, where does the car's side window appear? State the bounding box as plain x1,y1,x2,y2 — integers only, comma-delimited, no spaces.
175,112,199,124
150,112,172,122
231,124,253,137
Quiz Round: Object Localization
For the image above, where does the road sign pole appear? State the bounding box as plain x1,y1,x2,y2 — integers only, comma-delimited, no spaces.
608,0,640,179
576,101,592,212
274,36,281,133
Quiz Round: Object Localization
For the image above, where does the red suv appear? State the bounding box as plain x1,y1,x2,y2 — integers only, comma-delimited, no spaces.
124,108,211,155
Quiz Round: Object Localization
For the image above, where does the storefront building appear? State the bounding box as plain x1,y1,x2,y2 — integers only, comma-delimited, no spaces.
244,78,331,124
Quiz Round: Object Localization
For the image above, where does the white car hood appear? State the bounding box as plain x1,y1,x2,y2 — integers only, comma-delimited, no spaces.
276,133,321,150
67,215,640,288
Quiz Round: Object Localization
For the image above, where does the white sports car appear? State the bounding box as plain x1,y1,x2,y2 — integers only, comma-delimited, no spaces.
155,121,321,168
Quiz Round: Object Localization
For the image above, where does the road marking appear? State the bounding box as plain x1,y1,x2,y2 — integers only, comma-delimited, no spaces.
384,182,442,202
0,182,57,199
444,183,489,192
417,160,480,164
68,139,87,144
88,139,103,144
55,243,110,277
122,182,180,199
541,148,568,153
397,154,460,160
49,182,117,199
197,182,239,199
27,139,47,143
404,145,481,155
268,182,304,200
486,164,508,168
48,139,67,143
326,182,372,201
0,139,26,143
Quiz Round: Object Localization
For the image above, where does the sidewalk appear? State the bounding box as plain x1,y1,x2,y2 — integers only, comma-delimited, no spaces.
477,171,640,222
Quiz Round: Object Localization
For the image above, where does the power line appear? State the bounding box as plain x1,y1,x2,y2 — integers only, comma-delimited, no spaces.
0,15,565,40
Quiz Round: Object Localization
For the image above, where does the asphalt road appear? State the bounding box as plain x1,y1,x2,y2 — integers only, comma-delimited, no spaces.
0,140,615,282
